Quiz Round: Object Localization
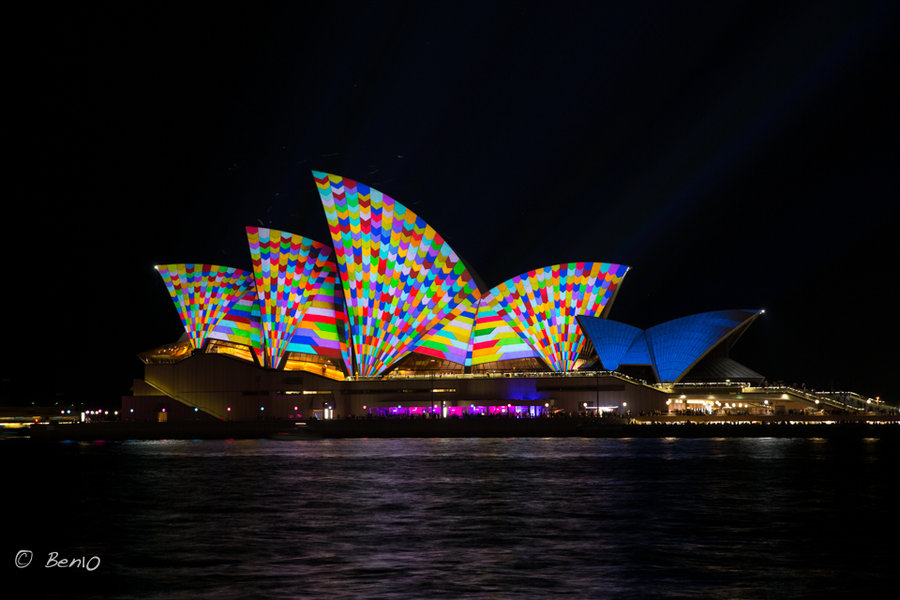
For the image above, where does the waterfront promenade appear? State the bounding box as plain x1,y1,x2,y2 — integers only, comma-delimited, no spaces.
14,414,900,441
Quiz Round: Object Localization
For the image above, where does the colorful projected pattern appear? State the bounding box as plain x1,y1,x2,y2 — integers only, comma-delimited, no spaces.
209,288,263,351
645,309,759,382
576,316,644,371
156,264,254,351
412,291,481,365
483,263,629,372
285,261,352,369
314,171,479,376
469,295,542,366
247,227,334,368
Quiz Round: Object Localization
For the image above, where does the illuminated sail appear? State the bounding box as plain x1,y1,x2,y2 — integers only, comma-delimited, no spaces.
315,171,479,376
247,227,334,368
485,263,629,371
156,264,254,351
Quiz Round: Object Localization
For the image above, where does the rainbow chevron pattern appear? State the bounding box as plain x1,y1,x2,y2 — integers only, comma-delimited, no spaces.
154,174,634,377
285,260,352,369
156,264,254,351
469,295,542,366
314,171,479,376
247,227,334,368
412,291,482,365
209,288,264,351
483,263,629,372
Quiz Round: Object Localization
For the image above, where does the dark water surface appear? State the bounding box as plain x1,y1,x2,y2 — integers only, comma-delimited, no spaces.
3,437,898,599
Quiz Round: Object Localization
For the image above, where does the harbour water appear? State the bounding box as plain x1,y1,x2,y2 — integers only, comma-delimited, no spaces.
3,437,898,599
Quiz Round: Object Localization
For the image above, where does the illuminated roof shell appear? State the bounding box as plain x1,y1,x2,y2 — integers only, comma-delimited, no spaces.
209,287,264,351
153,175,643,378
484,263,629,372
575,317,644,371
206,257,352,372
620,331,653,366
156,264,255,351
284,261,352,370
314,171,479,376
645,309,760,382
247,227,335,368
412,291,482,365
579,309,762,382
469,294,542,366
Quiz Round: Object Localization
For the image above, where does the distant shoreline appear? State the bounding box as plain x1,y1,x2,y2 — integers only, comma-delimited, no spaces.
10,418,900,441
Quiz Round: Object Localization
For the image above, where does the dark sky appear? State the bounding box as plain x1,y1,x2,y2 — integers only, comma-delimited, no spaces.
5,1,898,406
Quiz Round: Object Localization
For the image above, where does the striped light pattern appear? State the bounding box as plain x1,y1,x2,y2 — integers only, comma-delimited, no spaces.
285,261,352,370
485,263,629,372
469,295,542,366
314,171,479,376
156,264,254,351
247,227,334,368
412,291,482,365
209,288,264,351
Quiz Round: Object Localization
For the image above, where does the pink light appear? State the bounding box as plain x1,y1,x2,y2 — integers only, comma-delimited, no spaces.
227,406,232,412
161,408,166,412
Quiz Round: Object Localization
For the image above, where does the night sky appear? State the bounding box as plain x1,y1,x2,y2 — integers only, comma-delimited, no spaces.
5,1,898,407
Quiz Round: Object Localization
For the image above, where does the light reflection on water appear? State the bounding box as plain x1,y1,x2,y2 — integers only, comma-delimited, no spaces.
5,437,899,599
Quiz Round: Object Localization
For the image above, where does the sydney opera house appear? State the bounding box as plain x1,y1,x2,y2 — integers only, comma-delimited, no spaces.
129,172,872,421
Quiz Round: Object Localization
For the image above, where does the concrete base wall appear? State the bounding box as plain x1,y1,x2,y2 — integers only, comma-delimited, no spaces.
138,354,670,420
